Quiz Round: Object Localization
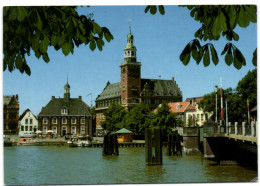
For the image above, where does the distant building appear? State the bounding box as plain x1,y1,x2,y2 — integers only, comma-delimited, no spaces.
18,109,38,137
95,26,182,133
38,80,92,137
184,97,213,126
3,95,19,134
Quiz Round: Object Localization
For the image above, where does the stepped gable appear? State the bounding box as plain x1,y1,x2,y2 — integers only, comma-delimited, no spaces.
141,78,182,97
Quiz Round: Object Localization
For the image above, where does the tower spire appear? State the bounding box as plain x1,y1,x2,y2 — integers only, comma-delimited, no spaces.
129,18,131,34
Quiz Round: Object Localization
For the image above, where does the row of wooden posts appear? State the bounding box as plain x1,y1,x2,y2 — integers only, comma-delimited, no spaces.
102,129,182,166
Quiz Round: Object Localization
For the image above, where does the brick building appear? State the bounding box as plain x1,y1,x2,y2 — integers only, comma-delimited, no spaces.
95,27,182,133
38,80,92,137
3,95,19,134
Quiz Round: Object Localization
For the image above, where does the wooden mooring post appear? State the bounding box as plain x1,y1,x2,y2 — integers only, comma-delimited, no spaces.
102,134,119,156
145,129,162,165
167,131,182,156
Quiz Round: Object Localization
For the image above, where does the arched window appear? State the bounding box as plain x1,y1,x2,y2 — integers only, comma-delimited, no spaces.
61,106,68,115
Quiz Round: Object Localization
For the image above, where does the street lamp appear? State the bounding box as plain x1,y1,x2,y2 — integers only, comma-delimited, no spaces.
215,85,218,123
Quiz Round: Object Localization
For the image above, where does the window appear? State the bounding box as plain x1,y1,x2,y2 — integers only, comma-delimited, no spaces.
43,117,48,124
132,98,137,103
25,119,28,124
30,119,33,124
201,114,204,121
81,117,85,124
144,99,151,104
81,126,85,134
25,126,28,131
30,126,32,131
21,126,24,131
155,99,160,105
71,117,76,124
71,126,76,134
62,117,67,124
52,117,57,124
61,107,68,115
197,114,200,120
52,127,57,134
43,126,47,134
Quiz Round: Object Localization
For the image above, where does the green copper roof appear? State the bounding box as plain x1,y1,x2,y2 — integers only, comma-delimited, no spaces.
115,128,133,134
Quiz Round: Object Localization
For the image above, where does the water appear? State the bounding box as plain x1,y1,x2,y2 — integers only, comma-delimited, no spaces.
4,146,257,185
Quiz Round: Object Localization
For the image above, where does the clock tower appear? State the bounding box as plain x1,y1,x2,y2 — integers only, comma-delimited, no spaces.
120,26,141,111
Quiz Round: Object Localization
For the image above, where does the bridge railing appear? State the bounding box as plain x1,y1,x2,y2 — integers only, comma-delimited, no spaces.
204,121,257,138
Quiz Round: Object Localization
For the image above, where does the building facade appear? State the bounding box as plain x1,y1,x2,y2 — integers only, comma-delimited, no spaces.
38,81,92,137
184,97,213,126
3,95,19,134
95,27,182,133
18,109,38,137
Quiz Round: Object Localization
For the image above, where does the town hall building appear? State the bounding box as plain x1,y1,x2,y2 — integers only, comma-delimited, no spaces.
38,80,92,137
95,27,182,133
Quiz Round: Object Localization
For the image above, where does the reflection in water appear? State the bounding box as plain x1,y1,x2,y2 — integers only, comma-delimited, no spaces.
4,146,257,185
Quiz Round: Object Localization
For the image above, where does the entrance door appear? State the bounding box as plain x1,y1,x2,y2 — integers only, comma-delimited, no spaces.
62,126,67,136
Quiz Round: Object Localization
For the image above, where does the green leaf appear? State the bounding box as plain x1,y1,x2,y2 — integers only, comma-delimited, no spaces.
219,12,227,32
36,10,43,31
232,31,239,41
24,64,31,76
62,42,71,56
252,48,257,67
221,43,229,55
182,53,191,66
203,48,210,67
245,5,256,23
35,50,41,59
212,16,222,37
89,40,96,51
158,6,165,15
17,7,28,22
9,7,17,20
150,6,157,15
92,21,102,34
235,47,246,65
237,6,250,28
210,45,219,65
191,42,199,60
42,53,50,63
15,54,23,69
40,35,49,54
144,6,150,13
180,43,191,61
225,47,233,66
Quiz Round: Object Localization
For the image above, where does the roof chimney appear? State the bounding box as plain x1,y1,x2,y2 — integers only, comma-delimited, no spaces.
79,96,82,100
52,96,55,100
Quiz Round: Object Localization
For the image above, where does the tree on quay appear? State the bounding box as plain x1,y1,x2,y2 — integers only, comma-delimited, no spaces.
101,103,126,133
123,102,151,134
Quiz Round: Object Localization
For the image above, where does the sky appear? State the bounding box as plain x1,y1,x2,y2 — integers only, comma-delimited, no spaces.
2,4,257,116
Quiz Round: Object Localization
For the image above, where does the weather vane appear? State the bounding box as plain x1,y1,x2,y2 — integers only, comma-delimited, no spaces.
129,18,131,33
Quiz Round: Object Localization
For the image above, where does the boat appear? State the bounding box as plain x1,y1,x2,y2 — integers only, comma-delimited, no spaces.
67,136,92,147
4,135,13,147
17,138,43,146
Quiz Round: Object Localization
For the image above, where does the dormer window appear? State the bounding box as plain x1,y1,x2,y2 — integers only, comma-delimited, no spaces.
176,103,180,110
61,107,68,115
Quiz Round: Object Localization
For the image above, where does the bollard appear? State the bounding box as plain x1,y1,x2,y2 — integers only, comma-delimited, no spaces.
242,122,246,136
145,129,162,165
228,122,231,135
235,122,238,135
251,121,255,137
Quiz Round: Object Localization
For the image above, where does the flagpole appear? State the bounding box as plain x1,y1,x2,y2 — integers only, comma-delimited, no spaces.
220,77,224,124
247,99,250,125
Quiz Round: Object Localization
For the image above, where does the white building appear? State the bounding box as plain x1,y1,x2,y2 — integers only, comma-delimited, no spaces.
18,109,38,137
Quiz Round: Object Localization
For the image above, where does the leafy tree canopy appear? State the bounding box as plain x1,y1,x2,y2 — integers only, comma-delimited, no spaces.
3,6,113,75
123,102,151,134
101,103,126,132
199,69,257,123
145,5,257,70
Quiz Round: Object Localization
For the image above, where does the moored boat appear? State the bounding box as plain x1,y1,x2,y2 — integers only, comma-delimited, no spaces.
67,136,92,147
17,138,43,146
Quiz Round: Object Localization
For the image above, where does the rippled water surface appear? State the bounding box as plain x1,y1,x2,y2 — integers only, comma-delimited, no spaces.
4,146,257,185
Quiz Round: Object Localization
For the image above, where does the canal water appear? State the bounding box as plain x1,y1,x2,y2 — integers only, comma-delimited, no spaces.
4,146,257,185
